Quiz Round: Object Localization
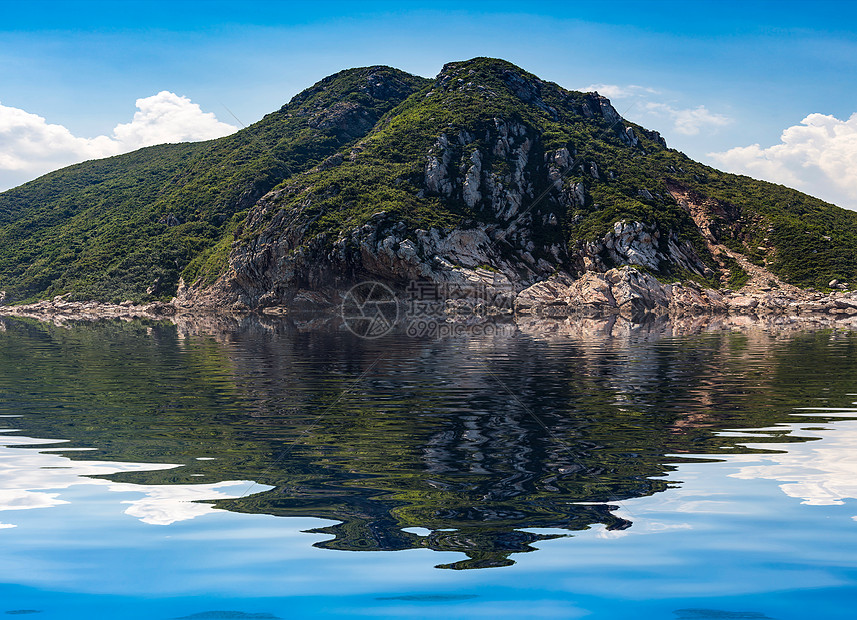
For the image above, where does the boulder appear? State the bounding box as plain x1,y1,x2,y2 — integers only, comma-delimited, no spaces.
729,296,759,312
606,268,670,316
515,267,731,318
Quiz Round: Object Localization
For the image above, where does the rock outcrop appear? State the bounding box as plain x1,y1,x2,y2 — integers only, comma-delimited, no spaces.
0,296,176,324
576,220,710,277
514,265,857,321
176,211,558,312
515,267,726,319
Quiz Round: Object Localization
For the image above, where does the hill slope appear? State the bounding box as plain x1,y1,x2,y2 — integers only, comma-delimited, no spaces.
2,57,856,308
0,66,429,303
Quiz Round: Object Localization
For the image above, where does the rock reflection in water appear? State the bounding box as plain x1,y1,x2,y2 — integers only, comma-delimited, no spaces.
1,314,855,569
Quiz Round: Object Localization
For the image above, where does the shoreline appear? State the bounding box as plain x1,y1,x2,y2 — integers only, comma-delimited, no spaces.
3,281,857,336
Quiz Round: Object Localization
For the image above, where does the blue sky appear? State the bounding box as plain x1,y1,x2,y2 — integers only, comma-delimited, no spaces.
1,0,856,208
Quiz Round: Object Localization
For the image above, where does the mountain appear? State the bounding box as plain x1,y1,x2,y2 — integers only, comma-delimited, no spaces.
2,57,856,308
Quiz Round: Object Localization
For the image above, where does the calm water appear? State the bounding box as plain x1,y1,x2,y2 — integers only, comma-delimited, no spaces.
0,315,855,619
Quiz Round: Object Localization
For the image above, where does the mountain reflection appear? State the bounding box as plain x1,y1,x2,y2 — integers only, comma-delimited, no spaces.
1,315,855,569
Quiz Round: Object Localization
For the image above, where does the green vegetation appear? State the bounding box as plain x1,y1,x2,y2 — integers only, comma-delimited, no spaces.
249,58,712,283
639,149,857,287
716,251,750,289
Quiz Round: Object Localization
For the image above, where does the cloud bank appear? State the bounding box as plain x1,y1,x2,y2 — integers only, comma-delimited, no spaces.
643,102,732,136
731,420,857,516
710,112,857,210
578,83,732,137
577,83,856,209
0,92,237,190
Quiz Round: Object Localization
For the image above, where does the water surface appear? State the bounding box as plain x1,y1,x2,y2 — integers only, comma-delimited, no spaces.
0,316,855,618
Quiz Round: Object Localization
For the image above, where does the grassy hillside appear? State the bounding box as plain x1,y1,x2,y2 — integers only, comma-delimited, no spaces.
245,59,701,258
0,66,429,303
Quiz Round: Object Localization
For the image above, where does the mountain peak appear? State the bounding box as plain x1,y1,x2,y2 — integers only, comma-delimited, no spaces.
427,57,631,136
283,65,429,112
439,56,531,76
433,56,546,100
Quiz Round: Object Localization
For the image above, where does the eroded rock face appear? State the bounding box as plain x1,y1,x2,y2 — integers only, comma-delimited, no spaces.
672,285,727,314
423,120,536,222
176,208,567,311
462,150,482,208
623,126,638,147
516,267,726,319
171,65,728,316
666,181,741,243
425,134,454,196
514,268,857,321
578,220,709,277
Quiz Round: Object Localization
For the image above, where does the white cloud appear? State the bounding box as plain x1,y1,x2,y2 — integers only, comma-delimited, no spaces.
730,420,857,515
113,480,271,525
0,434,269,527
709,112,857,210
578,84,731,138
644,102,732,136
578,83,659,100
112,91,237,149
0,92,237,190
0,103,120,172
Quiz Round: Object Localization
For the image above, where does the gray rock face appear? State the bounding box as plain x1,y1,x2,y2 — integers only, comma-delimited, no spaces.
623,126,638,146
834,296,857,310
423,119,536,222
169,69,733,316
552,147,571,169
176,200,567,311
515,267,726,319
589,161,600,179
425,134,453,196
597,98,621,125
642,129,667,148
177,132,707,314
570,182,586,208
729,296,759,311
462,150,482,208
578,220,708,276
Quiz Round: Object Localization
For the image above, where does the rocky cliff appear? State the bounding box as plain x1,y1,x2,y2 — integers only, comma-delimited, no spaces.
174,58,857,317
